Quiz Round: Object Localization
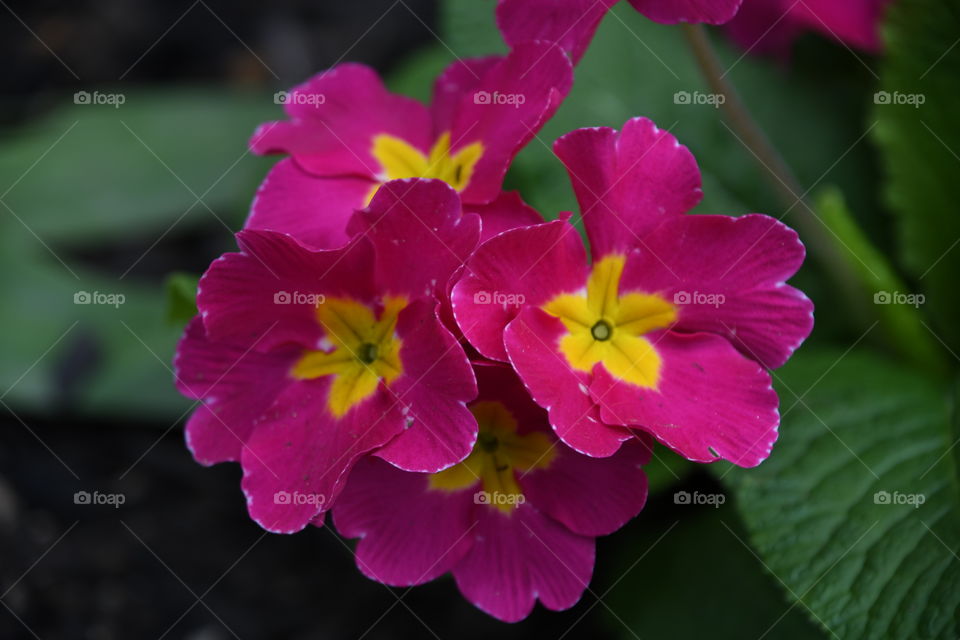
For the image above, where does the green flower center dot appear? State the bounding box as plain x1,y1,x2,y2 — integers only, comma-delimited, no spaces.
591,320,613,341
358,342,379,364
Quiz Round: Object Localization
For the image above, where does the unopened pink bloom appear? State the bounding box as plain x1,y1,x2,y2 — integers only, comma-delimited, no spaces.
452,117,813,466
333,365,650,622
497,0,744,62
725,0,891,57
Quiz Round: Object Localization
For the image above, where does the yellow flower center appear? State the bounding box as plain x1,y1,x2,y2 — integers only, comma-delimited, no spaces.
291,296,406,417
366,131,484,203
429,401,555,513
542,255,677,389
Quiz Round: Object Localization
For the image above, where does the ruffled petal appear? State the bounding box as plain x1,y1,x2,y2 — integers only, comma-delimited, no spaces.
333,457,474,585
197,230,376,352
591,330,780,468
452,218,588,361
348,178,480,301
175,317,298,465
245,158,373,249
250,64,432,178
496,0,617,63
620,214,813,368
451,41,573,205
431,56,501,135
554,118,702,256
520,434,651,537
452,504,594,622
504,307,634,457
240,379,405,533
374,300,479,473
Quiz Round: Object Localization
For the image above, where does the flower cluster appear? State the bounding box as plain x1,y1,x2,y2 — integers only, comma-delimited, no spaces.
175,5,814,623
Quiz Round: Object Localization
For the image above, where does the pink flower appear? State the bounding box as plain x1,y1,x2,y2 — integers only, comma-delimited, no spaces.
496,0,744,62
725,0,891,57
247,42,571,249
174,179,484,533
332,365,651,622
451,117,814,466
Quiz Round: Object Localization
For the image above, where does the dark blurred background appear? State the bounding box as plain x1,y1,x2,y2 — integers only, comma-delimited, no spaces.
0,0,866,637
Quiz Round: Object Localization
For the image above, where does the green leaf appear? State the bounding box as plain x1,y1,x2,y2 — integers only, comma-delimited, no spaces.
814,187,946,373
604,491,823,639
720,350,960,639
0,240,189,419
874,0,960,352
0,89,279,420
0,88,277,243
165,272,200,327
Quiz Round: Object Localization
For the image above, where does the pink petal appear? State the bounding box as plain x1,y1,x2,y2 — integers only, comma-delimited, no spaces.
520,434,651,537
452,218,588,361
246,158,373,250
452,41,573,205
468,190,545,242
591,330,780,468
554,118,702,257
789,0,888,52
496,0,617,63
348,178,480,301
333,457,475,586
250,64,432,178
723,0,802,57
174,317,298,465
240,380,405,533
453,504,594,622
628,0,743,24
621,214,813,368
197,230,376,352
431,56,501,136
374,300,479,473
504,307,634,457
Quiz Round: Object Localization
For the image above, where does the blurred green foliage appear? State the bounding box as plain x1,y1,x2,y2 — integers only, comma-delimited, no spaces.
0,89,275,416
873,0,960,354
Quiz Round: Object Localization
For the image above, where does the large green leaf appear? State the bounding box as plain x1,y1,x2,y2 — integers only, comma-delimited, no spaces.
0,88,276,243
814,187,946,373
873,0,960,351
604,490,822,639
721,351,960,639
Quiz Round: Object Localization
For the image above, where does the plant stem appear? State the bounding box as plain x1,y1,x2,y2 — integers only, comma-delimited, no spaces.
681,24,822,229
681,25,870,329
680,24,951,370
